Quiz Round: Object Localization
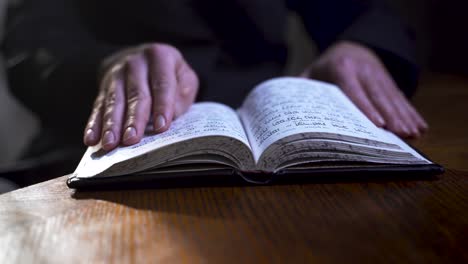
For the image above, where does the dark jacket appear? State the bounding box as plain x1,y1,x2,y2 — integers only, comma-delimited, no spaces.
2,0,417,142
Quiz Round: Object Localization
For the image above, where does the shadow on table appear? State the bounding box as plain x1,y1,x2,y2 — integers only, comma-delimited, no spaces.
70,171,442,214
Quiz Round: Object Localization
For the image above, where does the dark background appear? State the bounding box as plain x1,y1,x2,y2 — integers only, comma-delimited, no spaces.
391,0,468,75
287,0,468,75
394,0,468,75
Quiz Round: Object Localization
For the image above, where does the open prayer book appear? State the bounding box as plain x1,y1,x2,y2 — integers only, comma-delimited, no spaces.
68,77,443,188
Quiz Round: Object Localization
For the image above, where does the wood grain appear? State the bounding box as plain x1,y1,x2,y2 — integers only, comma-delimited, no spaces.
409,74,468,170
0,73,467,264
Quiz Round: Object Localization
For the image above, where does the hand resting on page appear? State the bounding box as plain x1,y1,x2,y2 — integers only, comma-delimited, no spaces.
301,41,428,138
83,43,199,151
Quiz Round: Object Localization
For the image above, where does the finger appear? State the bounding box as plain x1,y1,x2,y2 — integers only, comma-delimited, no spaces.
389,89,420,137
146,45,178,132
378,74,428,134
404,100,429,133
336,77,386,127
383,87,415,137
391,88,428,137
375,75,421,137
302,63,386,127
381,74,423,137
360,74,412,137
122,54,152,145
83,89,105,146
174,60,199,117
101,66,126,151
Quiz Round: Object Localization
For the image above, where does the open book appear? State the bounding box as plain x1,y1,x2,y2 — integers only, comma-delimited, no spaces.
68,77,443,188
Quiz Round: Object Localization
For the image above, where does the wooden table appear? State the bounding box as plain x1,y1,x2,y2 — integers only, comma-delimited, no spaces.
1,73,467,263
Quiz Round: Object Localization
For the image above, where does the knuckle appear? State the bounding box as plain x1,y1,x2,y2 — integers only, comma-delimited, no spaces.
360,64,374,77
103,117,116,131
148,43,171,55
124,54,145,71
152,76,172,92
102,64,124,85
91,102,103,114
334,56,354,73
107,63,125,75
126,76,148,98
153,105,169,115
125,54,141,65
127,85,150,102
126,79,139,97
86,120,97,129
94,91,106,104
93,99,103,110
139,95,151,105
368,91,387,103
125,114,138,127
125,76,151,101
146,43,181,59
102,107,114,120
127,94,151,111
102,113,123,132
153,98,171,110
381,105,396,117
105,91,118,107
88,110,100,122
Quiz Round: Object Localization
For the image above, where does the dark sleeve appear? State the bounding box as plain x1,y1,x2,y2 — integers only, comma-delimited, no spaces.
287,0,419,97
2,0,122,139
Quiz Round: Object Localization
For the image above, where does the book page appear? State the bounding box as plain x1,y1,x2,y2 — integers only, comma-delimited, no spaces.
379,129,430,163
238,77,401,161
73,102,250,178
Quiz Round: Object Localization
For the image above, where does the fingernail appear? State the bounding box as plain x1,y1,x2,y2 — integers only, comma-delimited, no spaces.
422,124,429,132
401,125,410,136
154,115,166,131
102,131,115,147
375,115,386,127
123,127,137,142
421,121,429,131
85,128,95,142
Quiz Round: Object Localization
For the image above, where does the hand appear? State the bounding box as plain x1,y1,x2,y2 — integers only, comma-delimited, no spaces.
301,41,428,138
83,43,199,150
